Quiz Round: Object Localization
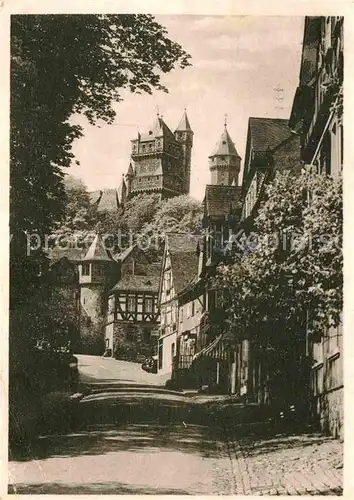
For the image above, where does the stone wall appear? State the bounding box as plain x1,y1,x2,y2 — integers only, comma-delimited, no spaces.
314,387,344,439
80,285,106,354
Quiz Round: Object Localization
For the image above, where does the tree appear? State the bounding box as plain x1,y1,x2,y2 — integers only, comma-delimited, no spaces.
10,14,191,307
216,167,342,343
142,195,203,235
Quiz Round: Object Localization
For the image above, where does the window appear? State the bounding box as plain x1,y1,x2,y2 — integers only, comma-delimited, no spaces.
180,307,184,323
191,300,195,317
108,296,115,314
165,271,172,293
327,353,342,390
312,364,323,396
145,297,153,313
82,263,90,276
127,295,136,312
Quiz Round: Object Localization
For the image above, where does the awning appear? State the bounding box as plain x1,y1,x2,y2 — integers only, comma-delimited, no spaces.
192,334,229,362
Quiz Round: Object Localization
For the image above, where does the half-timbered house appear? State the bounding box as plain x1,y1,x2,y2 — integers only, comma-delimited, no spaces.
105,246,161,360
157,233,200,378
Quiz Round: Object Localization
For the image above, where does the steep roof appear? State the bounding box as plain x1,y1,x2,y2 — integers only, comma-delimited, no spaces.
170,251,199,295
175,110,192,132
117,176,127,204
165,232,200,254
110,275,160,293
89,190,102,205
204,185,242,218
140,116,175,142
210,127,240,157
127,162,134,177
83,234,115,262
114,245,137,263
248,118,292,152
47,247,85,264
97,188,119,212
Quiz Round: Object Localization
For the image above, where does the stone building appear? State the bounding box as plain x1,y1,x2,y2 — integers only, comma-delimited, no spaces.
157,232,200,379
78,234,118,354
90,111,194,211
128,111,193,199
157,125,243,392
289,16,343,438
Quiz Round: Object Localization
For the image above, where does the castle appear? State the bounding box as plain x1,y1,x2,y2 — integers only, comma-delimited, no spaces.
91,111,194,211
49,113,243,359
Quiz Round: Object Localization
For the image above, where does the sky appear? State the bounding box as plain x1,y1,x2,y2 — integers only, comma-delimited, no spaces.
69,15,305,201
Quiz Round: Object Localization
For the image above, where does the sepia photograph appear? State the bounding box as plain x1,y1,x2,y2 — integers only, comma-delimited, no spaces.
7,12,343,495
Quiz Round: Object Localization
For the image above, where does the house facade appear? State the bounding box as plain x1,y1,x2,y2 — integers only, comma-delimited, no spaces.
160,125,244,393
105,246,161,360
157,233,200,378
289,16,343,438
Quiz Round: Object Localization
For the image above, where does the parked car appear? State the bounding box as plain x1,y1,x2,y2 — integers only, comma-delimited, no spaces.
141,355,158,374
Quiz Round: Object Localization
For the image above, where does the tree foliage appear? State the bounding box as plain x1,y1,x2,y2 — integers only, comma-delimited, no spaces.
142,194,203,236
216,167,342,344
10,14,191,307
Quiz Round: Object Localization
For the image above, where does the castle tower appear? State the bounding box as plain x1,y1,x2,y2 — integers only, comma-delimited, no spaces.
128,112,193,200
174,110,194,194
209,123,241,186
79,234,117,354
125,163,134,199
118,175,127,205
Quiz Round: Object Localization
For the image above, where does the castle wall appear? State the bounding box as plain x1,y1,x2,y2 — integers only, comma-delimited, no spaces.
80,285,106,354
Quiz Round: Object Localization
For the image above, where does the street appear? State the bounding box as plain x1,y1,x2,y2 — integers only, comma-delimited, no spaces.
8,356,343,495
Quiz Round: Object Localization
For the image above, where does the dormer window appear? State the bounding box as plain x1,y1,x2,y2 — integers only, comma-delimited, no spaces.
222,140,227,145
82,263,90,276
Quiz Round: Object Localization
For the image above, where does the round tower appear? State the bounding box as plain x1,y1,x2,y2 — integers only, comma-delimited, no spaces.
209,122,241,186
79,234,117,354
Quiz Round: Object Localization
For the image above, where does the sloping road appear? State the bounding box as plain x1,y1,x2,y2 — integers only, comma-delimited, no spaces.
8,355,343,495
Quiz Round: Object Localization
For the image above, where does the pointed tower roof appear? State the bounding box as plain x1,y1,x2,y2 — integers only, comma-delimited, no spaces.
210,127,240,158
83,234,114,262
118,175,127,204
127,162,134,177
175,110,192,132
140,115,175,142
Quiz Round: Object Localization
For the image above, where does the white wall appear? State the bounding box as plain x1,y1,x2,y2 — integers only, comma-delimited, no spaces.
159,331,177,377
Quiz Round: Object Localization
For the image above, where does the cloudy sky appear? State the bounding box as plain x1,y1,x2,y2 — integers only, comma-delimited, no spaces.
69,15,304,200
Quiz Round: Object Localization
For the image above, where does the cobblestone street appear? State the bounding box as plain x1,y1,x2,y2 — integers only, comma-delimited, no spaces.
8,357,343,495
225,432,343,495
9,424,343,495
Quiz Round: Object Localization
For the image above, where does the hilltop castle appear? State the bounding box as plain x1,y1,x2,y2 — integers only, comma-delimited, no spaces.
91,111,194,211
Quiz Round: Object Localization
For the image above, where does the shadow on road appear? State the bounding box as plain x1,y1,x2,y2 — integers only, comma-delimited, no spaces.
11,422,227,463
8,481,193,495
